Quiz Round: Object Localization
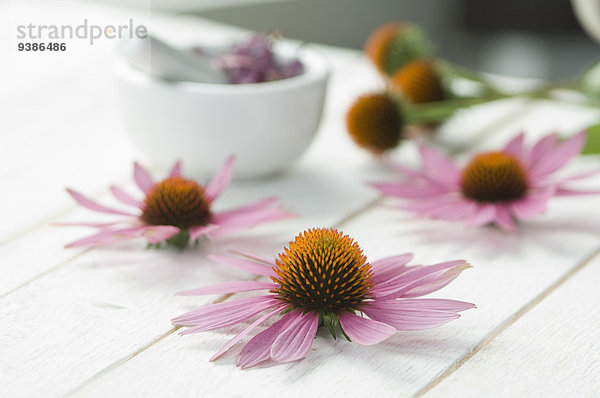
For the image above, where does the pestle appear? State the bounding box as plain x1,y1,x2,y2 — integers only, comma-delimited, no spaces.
118,33,228,84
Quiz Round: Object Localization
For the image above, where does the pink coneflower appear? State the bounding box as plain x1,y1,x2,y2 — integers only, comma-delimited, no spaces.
372,132,600,230
172,228,474,368
63,157,294,249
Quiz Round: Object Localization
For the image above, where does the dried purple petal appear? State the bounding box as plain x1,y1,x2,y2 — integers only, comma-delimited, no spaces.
202,33,304,84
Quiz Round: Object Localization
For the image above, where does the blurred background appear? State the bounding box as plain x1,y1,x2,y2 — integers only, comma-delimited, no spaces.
114,0,599,80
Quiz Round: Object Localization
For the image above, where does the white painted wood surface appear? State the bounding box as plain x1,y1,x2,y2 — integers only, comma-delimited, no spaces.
426,252,600,398
1,2,600,397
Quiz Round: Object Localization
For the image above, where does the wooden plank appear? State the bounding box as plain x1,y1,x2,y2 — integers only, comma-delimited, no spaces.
3,4,600,397
465,100,600,152
0,69,141,243
0,165,379,397
424,251,600,398
67,174,600,398
0,68,545,398
64,101,600,397
0,32,370,245
0,46,392,396
2,85,596,396
0,53,386,296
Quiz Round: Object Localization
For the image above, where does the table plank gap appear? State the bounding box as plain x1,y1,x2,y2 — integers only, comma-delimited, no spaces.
414,244,600,398
65,325,182,398
0,249,91,300
64,195,383,394
38,100,593,398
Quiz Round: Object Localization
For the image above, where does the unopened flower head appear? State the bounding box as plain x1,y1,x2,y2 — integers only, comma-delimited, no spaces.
389,59,445,104
346,92,405,154
364,23,433,76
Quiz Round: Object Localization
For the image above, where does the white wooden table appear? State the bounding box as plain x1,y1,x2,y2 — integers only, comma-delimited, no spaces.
2,2,600,397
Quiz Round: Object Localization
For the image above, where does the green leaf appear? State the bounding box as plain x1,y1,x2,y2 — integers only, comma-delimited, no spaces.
582,123,600,154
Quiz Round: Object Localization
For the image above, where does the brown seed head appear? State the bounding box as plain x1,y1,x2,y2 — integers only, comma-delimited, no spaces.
141,177,212,228
346,93,403,154
389,60,444,104
461,152,529,203
272,228,373,313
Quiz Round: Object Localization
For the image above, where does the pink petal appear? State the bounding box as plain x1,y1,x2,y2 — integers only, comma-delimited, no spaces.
208,254,276,277
527,133,559,168
177,281,278,296
363,299,473,331
54,221,125,228
395,298,475,312
110,185,144,209
494,204,517,231
237,310,298,369
510,189,553,219
372,260,470,299
188,225,221,240
169,161,182,177
173,295,278,329
228,251,277,267
560,168,600,181
529,131,586,178
419,144,461,186
64,224,179,248
387,160,426,179
503,132,525,160
211,197,294,234
66,188,137,217
134,162,155,194
143,225,182,243
370,182,450,198
386,159,462,190
338,312,396,345
371,253,414,284
398,196,463,217
426,200,478,221
210,306,283,362
212,198,279,223
400,263,472,298
554,188,600,196
270,311,319,363
466,203,496,227
65,227,141,248
205,155,235,202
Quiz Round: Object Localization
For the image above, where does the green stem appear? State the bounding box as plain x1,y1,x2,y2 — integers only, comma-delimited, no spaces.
521,78,583,99
406,95,509,124
405,76,593,125
437,60,505,97
441,60,587,101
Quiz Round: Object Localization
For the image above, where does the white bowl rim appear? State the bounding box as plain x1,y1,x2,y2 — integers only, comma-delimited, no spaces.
115,41,329,94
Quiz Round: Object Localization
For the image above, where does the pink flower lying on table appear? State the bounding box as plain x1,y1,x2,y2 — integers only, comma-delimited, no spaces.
63,157,294,249
372,131,600,230
172,228,474,368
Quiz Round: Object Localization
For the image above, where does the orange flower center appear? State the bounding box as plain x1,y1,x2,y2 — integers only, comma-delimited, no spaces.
272,228,373,314
390,60,444,104
461,152,529,203
141,177,211,228
346,93,403,154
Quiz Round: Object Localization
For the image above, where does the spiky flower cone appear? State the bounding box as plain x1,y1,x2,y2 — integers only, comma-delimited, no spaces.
365,23,433,76
346,93,404,154
389,60,445,104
